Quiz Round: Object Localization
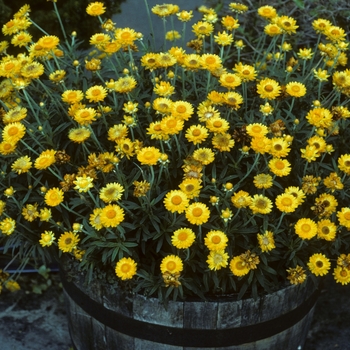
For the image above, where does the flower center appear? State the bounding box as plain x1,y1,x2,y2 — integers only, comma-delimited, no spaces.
166,261,176,271
106,209,116,219
242,69,250,76
211,235,221,244
192,208,203,217
121,32,131,39
340,269,348,277
178,232,188,241
321,226,330,234
166,119,177,128
316,261,324,268
192,129,201,136
275,160,285,170
8,127,19,136
301,224,311,232
121,263,131,273
171,195,182,205
144,151,154,160
344,212,350,220
185,184,195,192
92,89,101,96
176,105,186,113
292,85,300,92
205,57,216,64
65,238,72,245
281,198,293,206
213,121,223,128
264,84,274,92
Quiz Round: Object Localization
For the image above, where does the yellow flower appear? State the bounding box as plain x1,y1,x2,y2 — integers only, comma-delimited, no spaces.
152,4,178,17
214,31,233,46
249,194,273,214
333,266,350,285
11,31,32,47
37,35,59,50
21,61,44,79
5,280,21,292
295,218,318,240
89,208,103,230
257,5,277,19
39,231,56,247
141,53,159,70
337,207,350,229
100,204,125,228
185,202,210,225
277,16,298,34
179,178,202,199
313,68,330,81
206,116,230,134
73,175,94,193
160,255,183,274
185,125,209,145
285,82,307,97
317,219,337,241
22,203,39,222
85,85,108,103
86,2,106,16
114,76,137,93
153,81,175,97
10,156,32,174
212,133,235,152
308,253,331,276
137,146,161,166
171,228,196,249
99,183,124,203
39,208,52,222
176,10,193,22
2,122,25,143
268,158,291,177
250,136,272,154
257,231,275,252
164,190,189,214
253,174,273,189
160,115,184,135
34,149,56,170
115,28,138,47
284,186,305,205
152,97,173,114
312,18,332,33
171,101,194,121
231,191,252,208
207,250,229,270
275,193,299,213
192,21,214,37
219,73,242,89
115,257,137,280
0,200,5,216
338,154,350,174
58,231,80,253
297,48,313,60
192,148,215,165
264,23,282,37
61,90,84,104
68,127,91,143
44,188,64,207
204,230,228,251
230,256,250,276
257,78,281,99
325,26,347,42
74,107,97,125
246,123,269,137
165,30,181,41
233,63,257,82
0,218,16,235
287,265,307,285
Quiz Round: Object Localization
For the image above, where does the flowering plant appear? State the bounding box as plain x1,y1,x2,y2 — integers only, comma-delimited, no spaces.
1,1,350,302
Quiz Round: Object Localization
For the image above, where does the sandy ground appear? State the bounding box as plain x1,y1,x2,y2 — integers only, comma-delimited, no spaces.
0,273,349,350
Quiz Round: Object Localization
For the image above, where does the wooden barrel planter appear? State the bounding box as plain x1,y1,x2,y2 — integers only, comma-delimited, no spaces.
60,268,319,350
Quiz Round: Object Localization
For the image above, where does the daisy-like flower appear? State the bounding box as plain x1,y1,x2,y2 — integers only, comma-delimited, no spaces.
230,256,250,276
89,208,103,230
287,265,307,285
192,148,215,165
99,183,124,203
34,149,56,170
219,73,242,89
86,2,106,16
257,5,277,19
269,137,291,158
3,106,27,124
214,31,233,46
308,253,331,276
206,116,230,134
313,68,330,82
295,218,318,240
204,230,228,251
264,23,282,37
337,207,350,229
297,48,314,60
246,123,269,138
185,124,209,145
152,4,178,17
22,203,39,222
0,218,16,235
233,63,257,82
200,53,222,72
250,137,272,154
192,21,214,37
253,174,273,189
114,76,137,93
160,255,183,274
221,15,240,30
68,128,91,143
39,231,56,247
317,219,337,241
333,266,350,285
163,190,189,214
153,81,175,97
165,30,181,41
115,257,137,280
137,146,161,166
313,193,338,218
108,124,128,142
268,158,291,177
58,231,80,253
115,27,139,47
285,82,307,97
0,200,5,216
171,228,196,249
277,16,298,34
39,208,52,222
21,61,44,79
212,133,235,152
85,85,108,103
249,194,273,215
284,186,305,205
338,154,350,174
231,190,252,208
153,97,173,115
207,250,229,271
177,10,193,22
222,91,243,110
156,53,177,68
100,204,125,228
74,107,97,125
160,115,184,135
61,90,84,104
185,202,210,225
257,231,275,252
179,178,202,199
73,175,94,193
11,155,32,174
171,101,194,121
312,18,332,33
275,193,299,213
11,31,32,47
257,78,281,100
44,188,64,207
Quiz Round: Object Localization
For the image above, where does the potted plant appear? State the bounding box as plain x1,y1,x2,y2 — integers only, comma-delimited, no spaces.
0,1,349,348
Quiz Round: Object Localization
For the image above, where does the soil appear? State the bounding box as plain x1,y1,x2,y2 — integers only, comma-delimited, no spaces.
0,272,349,350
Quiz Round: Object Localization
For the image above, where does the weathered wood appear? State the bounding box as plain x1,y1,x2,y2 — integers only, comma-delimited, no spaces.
62,268,318,350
